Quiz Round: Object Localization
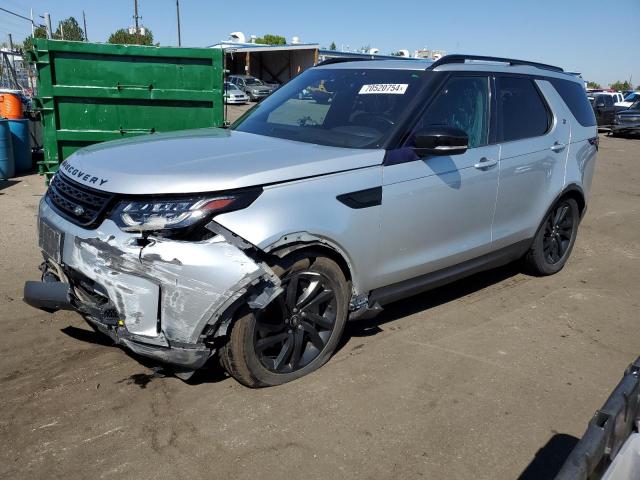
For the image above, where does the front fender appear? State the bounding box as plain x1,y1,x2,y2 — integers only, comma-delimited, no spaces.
214,165,383,294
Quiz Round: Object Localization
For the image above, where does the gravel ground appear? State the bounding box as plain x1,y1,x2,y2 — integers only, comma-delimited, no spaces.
0,134,638,480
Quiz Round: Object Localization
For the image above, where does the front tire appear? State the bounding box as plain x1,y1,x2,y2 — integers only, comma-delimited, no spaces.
523,198,580,276
220,253,349,387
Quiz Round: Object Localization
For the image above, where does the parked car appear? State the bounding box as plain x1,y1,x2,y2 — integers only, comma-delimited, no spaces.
611,100,640,136
224,82,249,104
592,93,620,127
615,91,640,108
228,75,276,101
24,55,597,387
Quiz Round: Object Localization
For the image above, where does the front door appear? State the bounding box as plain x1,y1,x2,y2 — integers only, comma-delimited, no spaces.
375,75,499,289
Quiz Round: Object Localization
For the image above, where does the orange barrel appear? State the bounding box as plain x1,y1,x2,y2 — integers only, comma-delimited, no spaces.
0,90,23,119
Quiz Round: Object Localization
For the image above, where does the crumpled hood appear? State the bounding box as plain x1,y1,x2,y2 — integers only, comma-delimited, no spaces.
60,128,383,195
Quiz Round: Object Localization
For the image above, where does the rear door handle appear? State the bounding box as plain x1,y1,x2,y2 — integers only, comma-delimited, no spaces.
474,157,498,170
550,141,566,152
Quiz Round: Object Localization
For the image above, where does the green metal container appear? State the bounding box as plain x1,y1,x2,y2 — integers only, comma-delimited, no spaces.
29,39,224,180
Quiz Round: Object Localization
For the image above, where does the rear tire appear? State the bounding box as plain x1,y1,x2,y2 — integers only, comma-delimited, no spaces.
523,198,580,276
220,253,349,387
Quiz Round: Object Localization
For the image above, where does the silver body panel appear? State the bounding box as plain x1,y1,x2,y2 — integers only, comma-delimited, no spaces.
30,59,597,368
63,128,381,194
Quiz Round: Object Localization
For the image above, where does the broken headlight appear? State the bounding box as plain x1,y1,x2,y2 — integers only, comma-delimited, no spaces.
112,190,260,234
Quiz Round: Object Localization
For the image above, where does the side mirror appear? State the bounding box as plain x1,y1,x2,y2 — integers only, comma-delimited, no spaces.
413,126,468,157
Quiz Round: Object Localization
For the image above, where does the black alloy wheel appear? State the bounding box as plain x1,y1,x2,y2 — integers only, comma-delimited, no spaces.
220,254,349,387
523,197,580,276
254,270,337,373
542,201,575,264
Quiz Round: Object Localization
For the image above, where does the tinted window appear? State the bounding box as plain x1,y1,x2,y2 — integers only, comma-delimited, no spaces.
604,96,614,107
497,77,550,142
549,78,596,127
411,76,489,148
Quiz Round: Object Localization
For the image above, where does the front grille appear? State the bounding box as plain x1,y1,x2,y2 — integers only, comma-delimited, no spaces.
620,116,640,124
46,173,114,227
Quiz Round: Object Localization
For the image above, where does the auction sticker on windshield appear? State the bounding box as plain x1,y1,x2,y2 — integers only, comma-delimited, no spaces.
358,84,408,94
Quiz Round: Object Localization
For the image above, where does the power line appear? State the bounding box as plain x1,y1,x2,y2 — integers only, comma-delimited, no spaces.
0,6,35,25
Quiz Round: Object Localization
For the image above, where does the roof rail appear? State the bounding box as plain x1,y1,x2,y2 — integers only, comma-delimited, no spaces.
315,57,377,67
315,56,423,67
428,54,564,73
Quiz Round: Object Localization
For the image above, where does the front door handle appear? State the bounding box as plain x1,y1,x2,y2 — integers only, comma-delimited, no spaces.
474,157,498,170
550,141,566,152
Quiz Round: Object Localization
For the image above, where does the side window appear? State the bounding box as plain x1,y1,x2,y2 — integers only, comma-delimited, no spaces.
496,76,550,142
604,96,614,107
549,78,596,127
412,76,489,148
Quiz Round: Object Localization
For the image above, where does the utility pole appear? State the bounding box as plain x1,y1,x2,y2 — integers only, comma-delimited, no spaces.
176,0,182,47
82,10,88,41
133,0,141,44
8,33,13,52
30,8,34,36
44,12,52,39
59,21,65,40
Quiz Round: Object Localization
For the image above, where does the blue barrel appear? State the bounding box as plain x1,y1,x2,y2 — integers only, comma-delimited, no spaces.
0,119,15,179
9,118,31,174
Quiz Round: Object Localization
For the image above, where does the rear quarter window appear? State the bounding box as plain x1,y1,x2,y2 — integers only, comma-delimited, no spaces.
496,76,550,142
549,78,597,127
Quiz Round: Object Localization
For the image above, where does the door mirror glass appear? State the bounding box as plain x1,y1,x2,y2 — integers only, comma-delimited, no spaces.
413,126,468,157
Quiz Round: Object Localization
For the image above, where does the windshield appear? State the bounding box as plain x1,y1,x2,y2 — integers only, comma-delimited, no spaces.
629,100,640,111
232,68,428,148
245,78,263,86
624,92,639,102
225,82,240,92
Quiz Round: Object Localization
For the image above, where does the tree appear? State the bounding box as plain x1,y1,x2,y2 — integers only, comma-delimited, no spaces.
22,25,48,53
254,34,286,45
610,80,632,92
108,28,154,46
586,81,601,89
329,41,337,51
54,16,84,41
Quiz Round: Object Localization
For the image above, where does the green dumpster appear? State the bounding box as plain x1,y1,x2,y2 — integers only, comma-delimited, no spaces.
29,39,224,180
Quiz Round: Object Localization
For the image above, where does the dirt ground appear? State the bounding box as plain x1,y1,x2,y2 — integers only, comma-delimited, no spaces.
0,135,638,480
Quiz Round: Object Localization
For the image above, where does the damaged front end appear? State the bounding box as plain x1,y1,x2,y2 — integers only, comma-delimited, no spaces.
25,197,281,371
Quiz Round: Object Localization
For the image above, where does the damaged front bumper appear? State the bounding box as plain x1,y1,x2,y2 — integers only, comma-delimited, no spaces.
25,199,280,370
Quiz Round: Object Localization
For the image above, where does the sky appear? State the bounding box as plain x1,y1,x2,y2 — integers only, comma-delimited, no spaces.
1,0,638,87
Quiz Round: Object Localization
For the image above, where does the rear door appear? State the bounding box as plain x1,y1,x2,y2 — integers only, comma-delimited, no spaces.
491,76,571,249
375,74,499,288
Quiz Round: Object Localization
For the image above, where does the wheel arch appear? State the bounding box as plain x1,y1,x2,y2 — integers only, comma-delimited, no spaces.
264,234,356,293
559,183,586,219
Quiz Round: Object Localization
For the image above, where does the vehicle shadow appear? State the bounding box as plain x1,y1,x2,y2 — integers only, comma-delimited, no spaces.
517,433,579,479
60,324,228,386
59,263,523,386
0,179,19,193
339,262,522,350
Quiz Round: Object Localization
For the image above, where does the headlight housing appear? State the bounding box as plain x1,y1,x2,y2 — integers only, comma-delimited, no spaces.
112,190,260,236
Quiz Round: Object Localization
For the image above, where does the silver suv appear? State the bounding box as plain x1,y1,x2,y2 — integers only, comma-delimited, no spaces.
25,55,598,387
